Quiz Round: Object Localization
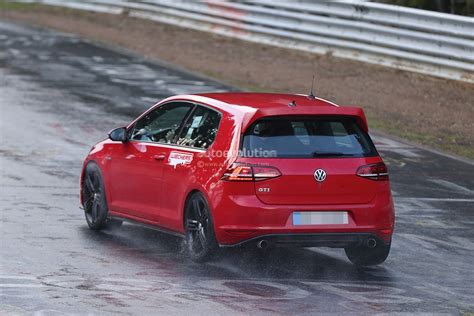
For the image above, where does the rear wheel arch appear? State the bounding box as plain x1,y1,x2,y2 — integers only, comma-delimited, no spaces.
182,189,216,229
182,189,203,230
183,190,218,262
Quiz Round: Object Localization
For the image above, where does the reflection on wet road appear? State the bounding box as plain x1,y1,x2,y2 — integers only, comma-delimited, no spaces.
1,21,473,315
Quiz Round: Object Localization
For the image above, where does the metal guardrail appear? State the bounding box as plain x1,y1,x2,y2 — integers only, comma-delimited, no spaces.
17,0,474,83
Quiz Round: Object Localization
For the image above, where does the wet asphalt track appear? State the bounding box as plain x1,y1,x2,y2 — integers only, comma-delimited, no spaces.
1,21,474,315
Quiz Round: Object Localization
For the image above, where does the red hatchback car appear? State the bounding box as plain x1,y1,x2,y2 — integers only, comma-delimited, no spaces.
81,92,395,266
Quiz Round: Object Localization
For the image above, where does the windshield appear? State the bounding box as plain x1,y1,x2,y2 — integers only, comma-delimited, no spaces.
242,116,377,158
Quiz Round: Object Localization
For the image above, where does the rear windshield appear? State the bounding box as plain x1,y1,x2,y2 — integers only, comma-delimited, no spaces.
242,116,377,158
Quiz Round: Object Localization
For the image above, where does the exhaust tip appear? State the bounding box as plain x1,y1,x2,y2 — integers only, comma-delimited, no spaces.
257,240,268,249
366,238,377,248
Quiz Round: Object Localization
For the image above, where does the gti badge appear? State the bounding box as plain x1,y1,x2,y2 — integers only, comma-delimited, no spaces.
314,169,327,182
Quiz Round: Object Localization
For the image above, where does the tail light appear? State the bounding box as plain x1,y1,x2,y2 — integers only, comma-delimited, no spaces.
222,163,281,181
356,162,389,181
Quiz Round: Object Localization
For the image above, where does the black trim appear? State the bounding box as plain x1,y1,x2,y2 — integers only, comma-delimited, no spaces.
108,215,185,238
219,233,386,248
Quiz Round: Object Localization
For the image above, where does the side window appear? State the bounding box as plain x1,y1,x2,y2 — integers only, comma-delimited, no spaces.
176,106,221,149
130,102,193,143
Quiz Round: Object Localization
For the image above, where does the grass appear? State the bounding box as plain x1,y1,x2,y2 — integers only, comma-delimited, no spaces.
0,1,38,10
0,1,95,18
367,113,474,160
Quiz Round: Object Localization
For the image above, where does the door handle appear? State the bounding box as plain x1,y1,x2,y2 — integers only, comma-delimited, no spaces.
153,154,166,161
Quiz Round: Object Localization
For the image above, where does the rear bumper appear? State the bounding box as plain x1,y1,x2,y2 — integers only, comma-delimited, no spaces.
220,233,387,248
210,182,395,247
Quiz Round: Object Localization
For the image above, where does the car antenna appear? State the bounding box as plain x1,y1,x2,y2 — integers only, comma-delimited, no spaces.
308,74,316,99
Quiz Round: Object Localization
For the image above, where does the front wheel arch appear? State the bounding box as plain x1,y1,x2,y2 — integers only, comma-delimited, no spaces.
82,161,122,231
82,159,113,209
81,160,99,204
82,161,109,230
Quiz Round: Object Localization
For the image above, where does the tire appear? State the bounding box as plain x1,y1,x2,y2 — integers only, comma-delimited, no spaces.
345,240,391,266
82,162,111,231
184,192,218,262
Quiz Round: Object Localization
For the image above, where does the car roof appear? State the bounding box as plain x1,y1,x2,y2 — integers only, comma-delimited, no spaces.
196,92,340,109
160,92,369,132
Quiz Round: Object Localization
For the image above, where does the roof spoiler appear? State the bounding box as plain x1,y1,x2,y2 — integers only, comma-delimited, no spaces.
352,107,369,133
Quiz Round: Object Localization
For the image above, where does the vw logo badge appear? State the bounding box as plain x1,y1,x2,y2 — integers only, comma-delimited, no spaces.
314,169,327,182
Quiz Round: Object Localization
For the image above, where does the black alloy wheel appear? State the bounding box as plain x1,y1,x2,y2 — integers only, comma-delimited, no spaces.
185,192,218,262
82,163,121,230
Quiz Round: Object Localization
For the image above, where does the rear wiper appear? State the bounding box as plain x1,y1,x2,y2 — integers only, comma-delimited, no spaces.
311,151,356,157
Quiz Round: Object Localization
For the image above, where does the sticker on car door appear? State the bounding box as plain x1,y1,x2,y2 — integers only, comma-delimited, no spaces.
168,151,193,168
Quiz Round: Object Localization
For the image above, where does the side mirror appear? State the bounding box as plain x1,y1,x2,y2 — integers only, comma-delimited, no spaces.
108,127,128,142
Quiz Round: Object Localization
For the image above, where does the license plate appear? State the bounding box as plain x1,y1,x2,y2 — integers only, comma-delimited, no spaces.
292,212,349,225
